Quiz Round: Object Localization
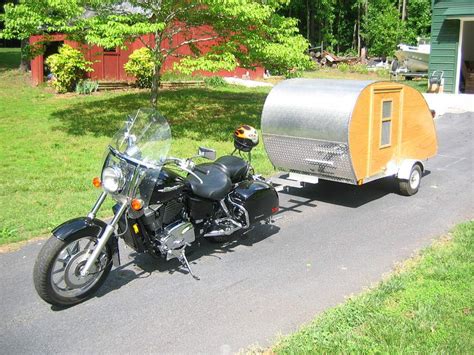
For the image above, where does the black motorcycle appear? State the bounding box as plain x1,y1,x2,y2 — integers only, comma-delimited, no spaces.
33,109,279,306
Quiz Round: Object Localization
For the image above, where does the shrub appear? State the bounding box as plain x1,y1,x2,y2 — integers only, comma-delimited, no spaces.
338,62,350,73
351,63,369,75
124,48,154,88
285,68,304,79
204,76,227,87
45,44,93,93
376,69,390,78
75,79,99,95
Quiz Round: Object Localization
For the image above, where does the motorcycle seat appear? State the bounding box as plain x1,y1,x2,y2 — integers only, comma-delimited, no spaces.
186,163,232,201
214,155,249,183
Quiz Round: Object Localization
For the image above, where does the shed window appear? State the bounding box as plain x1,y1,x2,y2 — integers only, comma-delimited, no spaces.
380,100,392,147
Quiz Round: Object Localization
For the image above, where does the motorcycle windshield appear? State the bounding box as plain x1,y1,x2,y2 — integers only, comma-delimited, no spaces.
110,108,171,167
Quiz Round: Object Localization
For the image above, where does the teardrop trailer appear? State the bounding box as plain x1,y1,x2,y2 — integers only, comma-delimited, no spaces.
262,79,438,196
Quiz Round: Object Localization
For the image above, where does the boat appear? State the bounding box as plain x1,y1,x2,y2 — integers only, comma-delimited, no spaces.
395,38,430,73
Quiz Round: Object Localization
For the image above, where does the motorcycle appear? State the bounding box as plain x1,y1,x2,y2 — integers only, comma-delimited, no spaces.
33,109,279,306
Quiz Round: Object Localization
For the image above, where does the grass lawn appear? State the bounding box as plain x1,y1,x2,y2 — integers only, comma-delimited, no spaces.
263,67,428,92
0,48,273,245
273,221,474,353
302,67,429,92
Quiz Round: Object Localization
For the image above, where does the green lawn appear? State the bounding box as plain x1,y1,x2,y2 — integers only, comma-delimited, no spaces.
302,67,428,92
0,49,273,245
274,221,474,354
0,47,21,70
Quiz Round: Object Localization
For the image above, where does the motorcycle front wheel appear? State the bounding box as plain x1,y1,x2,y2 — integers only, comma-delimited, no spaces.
33,234,112,307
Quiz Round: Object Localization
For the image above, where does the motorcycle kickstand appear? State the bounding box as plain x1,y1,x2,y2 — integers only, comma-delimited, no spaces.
178,249,200,281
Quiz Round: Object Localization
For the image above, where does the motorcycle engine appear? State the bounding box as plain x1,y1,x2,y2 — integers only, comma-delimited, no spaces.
157,220,195,260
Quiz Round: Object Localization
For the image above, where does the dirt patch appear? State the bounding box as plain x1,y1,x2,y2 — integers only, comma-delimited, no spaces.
0,235,48,254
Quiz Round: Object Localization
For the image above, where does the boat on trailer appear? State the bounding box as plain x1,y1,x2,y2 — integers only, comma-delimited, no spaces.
395,38,430,73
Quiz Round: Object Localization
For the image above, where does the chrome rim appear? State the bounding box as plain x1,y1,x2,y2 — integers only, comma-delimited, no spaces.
50,237,108,298
409,169,421,190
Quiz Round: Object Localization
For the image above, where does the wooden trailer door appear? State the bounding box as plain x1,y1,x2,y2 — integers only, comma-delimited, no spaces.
368,87,402,176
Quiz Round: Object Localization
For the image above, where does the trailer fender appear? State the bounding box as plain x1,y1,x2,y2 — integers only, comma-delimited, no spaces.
397,160,424,180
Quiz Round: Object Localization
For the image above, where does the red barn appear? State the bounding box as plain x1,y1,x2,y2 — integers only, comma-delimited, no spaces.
30,30,264,86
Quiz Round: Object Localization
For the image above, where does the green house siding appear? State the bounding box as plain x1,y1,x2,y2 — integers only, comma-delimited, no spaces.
429,1,474,93
429,19,459,93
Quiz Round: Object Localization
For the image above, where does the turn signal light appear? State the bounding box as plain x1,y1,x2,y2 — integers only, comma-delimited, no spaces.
92,177,102,188
271,207,279,214
131,198,144,211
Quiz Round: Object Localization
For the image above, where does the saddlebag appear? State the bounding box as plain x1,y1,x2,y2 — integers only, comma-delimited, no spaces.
230,180,279,224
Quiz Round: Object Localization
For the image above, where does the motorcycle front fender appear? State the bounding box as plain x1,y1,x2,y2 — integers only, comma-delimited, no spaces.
52,217,120,266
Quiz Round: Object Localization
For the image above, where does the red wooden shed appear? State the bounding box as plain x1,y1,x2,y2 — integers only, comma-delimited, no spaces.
29,31,264,86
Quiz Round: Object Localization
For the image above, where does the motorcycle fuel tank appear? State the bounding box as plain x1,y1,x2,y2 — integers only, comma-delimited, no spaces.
140,167,185,204
231,180,279,223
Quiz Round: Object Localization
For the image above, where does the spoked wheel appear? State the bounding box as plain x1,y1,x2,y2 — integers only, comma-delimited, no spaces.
398,164,422,196
33,234,112,307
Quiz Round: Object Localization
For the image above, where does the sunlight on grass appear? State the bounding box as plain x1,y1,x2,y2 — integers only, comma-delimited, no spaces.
273,222,474,353
302,68,427,93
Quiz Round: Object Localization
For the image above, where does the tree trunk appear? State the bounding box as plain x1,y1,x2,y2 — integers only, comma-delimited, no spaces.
306,0,310,42
150,63,162,109
19,40,29,72
360,47,367,64
309,2,315,47
401,0,407,21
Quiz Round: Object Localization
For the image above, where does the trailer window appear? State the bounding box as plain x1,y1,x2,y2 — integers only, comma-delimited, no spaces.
382,100,392,119
381,100,392,147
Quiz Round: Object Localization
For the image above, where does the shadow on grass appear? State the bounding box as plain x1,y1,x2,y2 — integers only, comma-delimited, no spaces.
0,49,21,72
50,88,269,141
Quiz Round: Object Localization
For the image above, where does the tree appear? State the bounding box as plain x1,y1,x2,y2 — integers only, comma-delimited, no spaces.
362,0,404,57
82,0,312,106
402,0,431,44
2,0,312,106
0,0,83,70
280,0,431,57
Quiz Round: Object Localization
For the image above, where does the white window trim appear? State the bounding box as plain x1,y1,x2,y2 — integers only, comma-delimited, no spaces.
454,17,474,94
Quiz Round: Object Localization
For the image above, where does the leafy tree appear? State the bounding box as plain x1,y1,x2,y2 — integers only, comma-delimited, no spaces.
0,0,83,69
361,0,404,56
280,0,432,57
402,0,432,44
79,0,312,106
2,0,312,106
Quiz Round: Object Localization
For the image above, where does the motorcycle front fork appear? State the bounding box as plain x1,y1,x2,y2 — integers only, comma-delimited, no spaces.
80,192,128,277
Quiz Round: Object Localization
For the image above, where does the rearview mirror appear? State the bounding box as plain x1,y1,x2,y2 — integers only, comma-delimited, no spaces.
198,147,216,160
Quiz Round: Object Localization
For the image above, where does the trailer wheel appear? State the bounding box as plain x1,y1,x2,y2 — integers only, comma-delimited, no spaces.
398,164,422,196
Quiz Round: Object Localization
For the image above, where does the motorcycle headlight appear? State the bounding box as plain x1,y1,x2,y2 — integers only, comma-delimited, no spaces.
102,166,124,193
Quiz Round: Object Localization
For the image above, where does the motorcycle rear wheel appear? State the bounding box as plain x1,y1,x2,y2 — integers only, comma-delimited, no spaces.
33,234,112,307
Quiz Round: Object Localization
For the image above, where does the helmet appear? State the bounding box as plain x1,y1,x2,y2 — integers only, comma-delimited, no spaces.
234,124,259,152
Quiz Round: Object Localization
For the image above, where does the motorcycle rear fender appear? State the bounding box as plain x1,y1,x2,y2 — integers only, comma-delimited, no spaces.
52,217,120,266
